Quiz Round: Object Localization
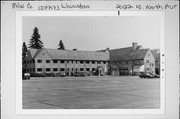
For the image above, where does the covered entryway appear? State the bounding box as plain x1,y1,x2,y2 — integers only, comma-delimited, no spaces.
97,66,104,76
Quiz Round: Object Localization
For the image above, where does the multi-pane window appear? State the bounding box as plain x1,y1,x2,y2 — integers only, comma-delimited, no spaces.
53,60,58,63
86,61,90,64
60,68,65,71
86,68,90,71
92,68,96,71
60,60,64,63
97,61,100,64
103,61,106,64
80,61,84,64
37,68,42,72
53,68,58,71
92,61,95,64
46,68,50,72
46,60,50,63
37,59,42,63
80,68,84,71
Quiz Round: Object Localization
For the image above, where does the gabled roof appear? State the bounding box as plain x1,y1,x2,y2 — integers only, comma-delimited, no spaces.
29,49,42,59
109,46,149,61
151,49,160,60
28,48,109,61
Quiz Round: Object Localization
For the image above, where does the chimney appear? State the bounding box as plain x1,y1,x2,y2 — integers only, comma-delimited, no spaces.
105,48,109,52
132,42,137,51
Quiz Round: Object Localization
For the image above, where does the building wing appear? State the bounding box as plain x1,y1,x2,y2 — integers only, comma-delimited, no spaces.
29,48,109,61
109,46,149,61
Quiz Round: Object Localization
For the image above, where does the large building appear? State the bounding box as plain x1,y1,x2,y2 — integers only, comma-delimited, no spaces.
23,48,109,76
23,43,156,76
151,49,160,75
102,43,156,76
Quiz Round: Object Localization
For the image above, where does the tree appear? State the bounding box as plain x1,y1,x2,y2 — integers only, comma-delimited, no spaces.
22,42,28,74
28,27,43,49
22,42,28,61
57,40,65,50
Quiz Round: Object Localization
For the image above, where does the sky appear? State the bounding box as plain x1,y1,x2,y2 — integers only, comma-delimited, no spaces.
22,16,160,51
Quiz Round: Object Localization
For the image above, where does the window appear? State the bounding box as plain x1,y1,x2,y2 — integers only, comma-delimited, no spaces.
37,68,42,72
151,63,154,66
37,59,42,63
86,68,90,71
60,60,64,63
86,61,90,64
53,68,58,71
53,60,58,63
80,61,84,64
103,61,106,64
92,68,95,71
92,61,95,64
46,68,50,72
67,68,69,71
135,60,139,64
146,60,149,63
80,68,84,71
97,61,100,64
60,68,65,71
46,60,50,63
146,68,149,71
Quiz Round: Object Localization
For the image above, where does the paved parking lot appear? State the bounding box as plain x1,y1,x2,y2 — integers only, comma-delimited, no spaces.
23,76,160,109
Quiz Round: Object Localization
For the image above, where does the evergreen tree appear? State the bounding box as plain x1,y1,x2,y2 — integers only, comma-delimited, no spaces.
57,40,65,50
28,27,43,49
22,42,28,60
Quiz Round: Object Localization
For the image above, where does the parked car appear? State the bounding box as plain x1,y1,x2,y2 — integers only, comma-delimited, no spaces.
55,72,66,77
23,73,30,80
139,72,153,78
149,73,160,78
30,73,46,77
